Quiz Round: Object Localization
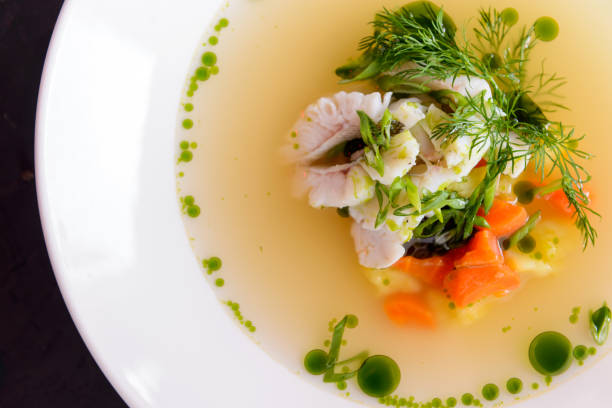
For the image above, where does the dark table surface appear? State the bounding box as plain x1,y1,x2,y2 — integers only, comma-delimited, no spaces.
0,1,127,406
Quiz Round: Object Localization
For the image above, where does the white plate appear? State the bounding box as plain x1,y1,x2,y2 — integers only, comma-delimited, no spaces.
36,0,612,407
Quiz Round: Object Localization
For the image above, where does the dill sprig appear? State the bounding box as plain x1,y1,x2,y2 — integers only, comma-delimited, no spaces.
337,3,598,247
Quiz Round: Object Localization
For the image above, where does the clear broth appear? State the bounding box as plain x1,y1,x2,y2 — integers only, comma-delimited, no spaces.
176,0,612,404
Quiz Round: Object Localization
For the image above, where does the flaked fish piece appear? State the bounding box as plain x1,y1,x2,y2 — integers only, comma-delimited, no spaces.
351,221,407,269
350,189,423,236
410,164,462,194
421,104,490,176
283,91,392,164
410,122,442,162
293,161,375,208
361,130,420,185
389,98,427,129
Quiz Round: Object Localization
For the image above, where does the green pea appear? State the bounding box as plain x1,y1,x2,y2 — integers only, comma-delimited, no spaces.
506,377,523,394
501,8,519,26
304,349,328,375
481,384,499,401
357,355,401,398
534,17,559,41
529,331,572,376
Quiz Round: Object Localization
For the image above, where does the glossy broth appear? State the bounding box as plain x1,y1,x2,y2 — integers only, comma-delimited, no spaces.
176,0,612,404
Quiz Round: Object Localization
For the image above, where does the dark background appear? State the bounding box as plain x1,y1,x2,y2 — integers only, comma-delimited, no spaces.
0,1,127,406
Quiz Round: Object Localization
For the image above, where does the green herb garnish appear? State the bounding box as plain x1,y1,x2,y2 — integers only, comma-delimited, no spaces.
304,315,401,398
337,2,598,247
505,210,541,249
590,303,611,345
357,109,393,176
373,175,421,228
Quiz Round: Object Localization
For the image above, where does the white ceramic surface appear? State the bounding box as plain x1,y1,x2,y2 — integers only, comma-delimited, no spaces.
35,0,612,407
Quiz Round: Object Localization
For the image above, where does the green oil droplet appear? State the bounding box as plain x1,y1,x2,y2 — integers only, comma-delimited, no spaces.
202,52,217,67
357,355,401,398
208,36,218,45
501,8,519,26
219,18,229,27
346,314,359,328
534,17,559,41
304,349,328,375
211,66,219,75
506,377,523,394
180,150,193,162
183,195,195,206
187,205,200,218
196,66,210,81
529,331,572,376
207,257,222,271
481,384,499,401
215,278,224,287
179,140,189,150
182,119,193,129
573,345,588,360
518,235,536,253
446,397,457,407
184,103,193,112
461,393,474,405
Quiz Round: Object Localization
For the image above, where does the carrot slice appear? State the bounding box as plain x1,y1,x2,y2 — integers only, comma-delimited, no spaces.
393,256,453,289
443,263,520,308
479,200,528,237
384,292,435,328
544,188,592,216
454,230,503,269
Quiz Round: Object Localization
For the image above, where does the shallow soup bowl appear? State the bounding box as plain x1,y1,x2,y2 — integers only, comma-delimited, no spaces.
36,0,612,406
